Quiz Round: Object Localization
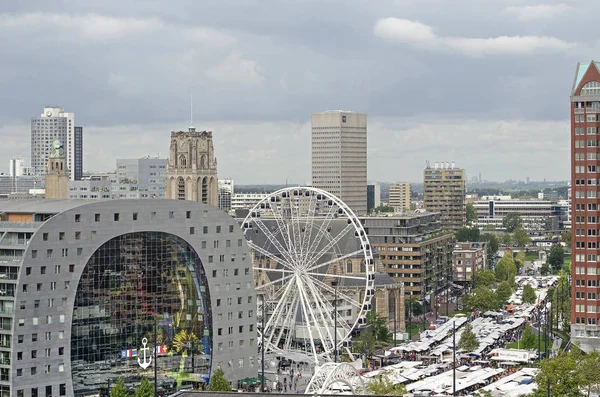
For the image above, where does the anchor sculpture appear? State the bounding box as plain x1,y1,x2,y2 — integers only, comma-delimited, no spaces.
138,338,153,369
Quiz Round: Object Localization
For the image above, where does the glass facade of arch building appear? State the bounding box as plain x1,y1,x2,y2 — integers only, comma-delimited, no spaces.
71,232,211,396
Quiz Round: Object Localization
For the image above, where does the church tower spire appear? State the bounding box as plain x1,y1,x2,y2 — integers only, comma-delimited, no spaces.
166,104,218,205
189,91,195,132
45,139,69,199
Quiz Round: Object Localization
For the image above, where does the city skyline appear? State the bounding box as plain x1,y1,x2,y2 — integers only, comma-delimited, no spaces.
0,1,592,183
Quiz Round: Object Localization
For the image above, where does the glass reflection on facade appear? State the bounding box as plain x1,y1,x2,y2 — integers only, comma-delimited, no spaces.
71,232,211,396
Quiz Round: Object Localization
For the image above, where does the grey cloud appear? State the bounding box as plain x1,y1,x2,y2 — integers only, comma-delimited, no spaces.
0,0,588,182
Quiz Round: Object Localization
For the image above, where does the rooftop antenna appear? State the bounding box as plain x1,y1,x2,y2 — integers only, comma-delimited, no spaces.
189,91,195,132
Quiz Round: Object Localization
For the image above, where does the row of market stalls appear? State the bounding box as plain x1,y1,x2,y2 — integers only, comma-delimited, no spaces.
405,365,505,395
478,367,538,397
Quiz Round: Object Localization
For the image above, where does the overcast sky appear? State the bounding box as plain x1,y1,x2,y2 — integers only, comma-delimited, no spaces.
0,0,593,183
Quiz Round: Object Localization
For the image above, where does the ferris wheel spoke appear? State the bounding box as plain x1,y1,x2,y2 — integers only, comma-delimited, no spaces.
306,249,364,273
305,223,354,269
300,193,317,264
305,275,353,333
305,272,366,281
255,273,294,292
265,198,294,252
310,277,364,309
297,277,330,356
264,275,297,333
302,275,336,352
251,216,296,265
272,291,298,351
303,203,338,265
296,278,320,363
247,234,295,271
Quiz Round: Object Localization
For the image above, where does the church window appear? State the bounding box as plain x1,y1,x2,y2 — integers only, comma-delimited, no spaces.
178,178,185,200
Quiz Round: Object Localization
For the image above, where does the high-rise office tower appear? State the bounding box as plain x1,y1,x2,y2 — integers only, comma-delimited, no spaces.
218,179,234,211
571,61,600,351
367,183,381,212
30,106,83,181
311,111,367,215
389,183,411,212
74,126,83,180
423,162,465,231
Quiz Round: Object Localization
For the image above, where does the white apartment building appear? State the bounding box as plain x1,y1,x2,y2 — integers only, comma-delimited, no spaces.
9,158,24,177
312,111,367,215
31,106,82,180
231,193,269,211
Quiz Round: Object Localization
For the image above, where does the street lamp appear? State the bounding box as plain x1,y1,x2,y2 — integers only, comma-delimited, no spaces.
446,264,450,316
408,295,412,341
154,296,158,397
261,298,266,392
452,319,456,397
332,281,338,363
393,292,397,348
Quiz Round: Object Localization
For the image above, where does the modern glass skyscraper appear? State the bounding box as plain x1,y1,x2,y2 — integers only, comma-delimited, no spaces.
311,111,367,215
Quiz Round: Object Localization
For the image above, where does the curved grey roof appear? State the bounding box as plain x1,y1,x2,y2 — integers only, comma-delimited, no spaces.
0,199,100,213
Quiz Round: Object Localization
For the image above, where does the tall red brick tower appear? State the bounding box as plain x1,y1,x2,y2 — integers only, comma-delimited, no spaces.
570,61,600,351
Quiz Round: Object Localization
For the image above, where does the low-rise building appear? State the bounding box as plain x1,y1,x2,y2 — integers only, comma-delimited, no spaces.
68,174,113,199
231,193,269,211
360,212,454,303
452,242,487,287
473,196,557,232
112,157,167,199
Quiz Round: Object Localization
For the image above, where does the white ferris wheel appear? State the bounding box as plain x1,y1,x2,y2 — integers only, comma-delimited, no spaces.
242,187,375,363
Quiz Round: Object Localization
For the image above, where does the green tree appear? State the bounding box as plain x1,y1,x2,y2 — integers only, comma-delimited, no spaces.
495,252,517,284
502,213,523,233
352,328,377,359
456,227,480,242
405,296,423,317
473,269,496,288
366,311,390,341
364,374,407,396
501,232,512,246
481,233,499,266
540,262,550,276
372,204,394,213
496,281,513,304
483,224,497,232
531,349,585,397
207,367,232,392
134,378,153,397
466,203,477,225
514,250,526,273
522,284,537,304
458,322,480,352
548,244,565,272
110,379,130,397
513,227,531,247
562,230,571,245
465,286,501,312
520,326,537,349
579,350,600,397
